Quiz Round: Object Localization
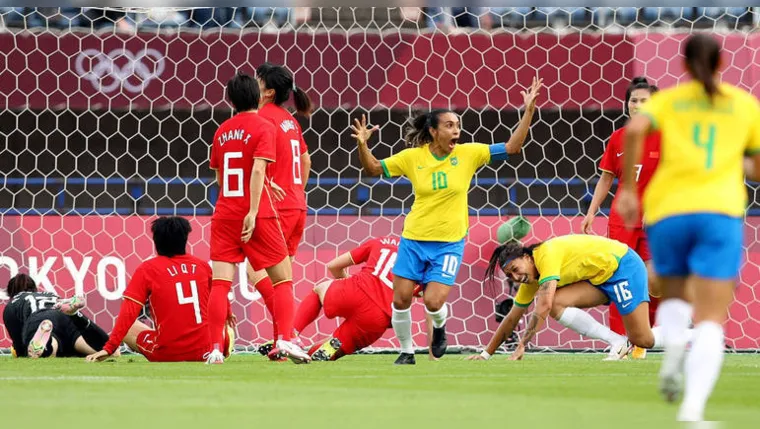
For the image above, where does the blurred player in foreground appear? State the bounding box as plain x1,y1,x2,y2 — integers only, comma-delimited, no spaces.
582,76,661,360
291,236,430,361
3,273,108,358
353,77,543,365
206,72,309,364
247,62,312,358
617,34,760,422
468,235,691,362
86,217,231,362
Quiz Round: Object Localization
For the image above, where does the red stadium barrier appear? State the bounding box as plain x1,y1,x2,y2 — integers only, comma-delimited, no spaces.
0,31,632,111
1,215,758,351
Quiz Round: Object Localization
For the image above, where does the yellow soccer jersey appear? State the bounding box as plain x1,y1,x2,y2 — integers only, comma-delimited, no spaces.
640,81,760,224
513,235,629,307
380,143,491,242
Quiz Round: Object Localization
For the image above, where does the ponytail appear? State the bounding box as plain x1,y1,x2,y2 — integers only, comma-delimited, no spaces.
684,34,721,103
292,86,313,117
404,109,452,148
484,241,543,284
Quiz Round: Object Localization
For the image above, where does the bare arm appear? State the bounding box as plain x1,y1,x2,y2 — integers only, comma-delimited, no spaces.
351,114,383,176
621,115,651,193
504,77,543,155
326,252,354,279
745,154,760,182
483,304,527,356
517,280,557,348
582,171,615,233
248,159,268,215
301,152,312,189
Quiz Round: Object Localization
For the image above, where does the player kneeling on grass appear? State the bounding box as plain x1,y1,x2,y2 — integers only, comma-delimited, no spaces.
468,234,692,361
86,217,232,363
290,236,431,361
3,273,109,358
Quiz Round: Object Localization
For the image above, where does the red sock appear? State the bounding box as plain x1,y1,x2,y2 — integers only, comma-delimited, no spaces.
208,279,233,351
253,276,278,341
294,290,322,334
273,280,295,341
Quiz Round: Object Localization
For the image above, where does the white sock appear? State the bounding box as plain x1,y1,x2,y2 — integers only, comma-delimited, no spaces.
426,304,448,329
678,321,725,422
557,307,626,346
391,305,414,354
656,299,693,349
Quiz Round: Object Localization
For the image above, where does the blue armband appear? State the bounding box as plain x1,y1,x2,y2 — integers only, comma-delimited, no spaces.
489,143,509,162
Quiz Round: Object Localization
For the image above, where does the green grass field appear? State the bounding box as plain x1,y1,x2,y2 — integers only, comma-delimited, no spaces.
1,354,758,428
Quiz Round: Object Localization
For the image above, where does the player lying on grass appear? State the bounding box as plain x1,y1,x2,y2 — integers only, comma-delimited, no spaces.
3,273,109,358
206,71,309,364
246,62,313,353
468,234,692,361
353,77,543,365
289,236,431,361
86,217,232,363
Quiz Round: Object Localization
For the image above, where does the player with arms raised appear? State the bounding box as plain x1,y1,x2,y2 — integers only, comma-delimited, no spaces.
617,34,760,422
353,77,542,364
292,236,429,360
86,217,230,362
246,62,312,355
206,72,309,364
582,76,661,359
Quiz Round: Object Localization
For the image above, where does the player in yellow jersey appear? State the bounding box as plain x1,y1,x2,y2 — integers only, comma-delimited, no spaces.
352,77,543,365
616,34,760,422
466,235,684,362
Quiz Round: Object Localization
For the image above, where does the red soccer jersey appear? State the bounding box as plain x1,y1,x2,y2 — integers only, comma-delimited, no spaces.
210,112,278,220
599,127,661,228
104,254,213,355
259,103,309,212
348,236,399,317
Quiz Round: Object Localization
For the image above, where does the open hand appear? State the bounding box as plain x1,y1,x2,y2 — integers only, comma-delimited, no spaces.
85,350,110,362
509,344,525,361
350,114,379,145
521,77,543,110
270,181,286,202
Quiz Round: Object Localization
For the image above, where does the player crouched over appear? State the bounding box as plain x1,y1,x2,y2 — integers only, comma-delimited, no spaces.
86,216,231,362
292,236,429,361
3,274,108,358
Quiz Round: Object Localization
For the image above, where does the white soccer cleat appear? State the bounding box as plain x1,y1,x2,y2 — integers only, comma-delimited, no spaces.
659,341,688,403
603,340,632,361
276,339,311,364
205,349,225,365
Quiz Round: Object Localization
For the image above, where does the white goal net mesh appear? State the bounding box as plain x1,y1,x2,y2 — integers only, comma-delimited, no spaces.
1,7,759,354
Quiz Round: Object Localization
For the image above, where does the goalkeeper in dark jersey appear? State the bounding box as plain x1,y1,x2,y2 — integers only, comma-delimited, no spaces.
3,273,109,358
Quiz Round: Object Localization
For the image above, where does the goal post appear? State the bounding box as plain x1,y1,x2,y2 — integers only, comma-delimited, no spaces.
1,7,758,355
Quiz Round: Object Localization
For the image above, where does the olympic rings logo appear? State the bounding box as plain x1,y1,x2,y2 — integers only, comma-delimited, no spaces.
74,48,165,94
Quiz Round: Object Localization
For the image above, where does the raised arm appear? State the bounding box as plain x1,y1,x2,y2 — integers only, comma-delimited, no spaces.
510,279,557,360
351,114,383,176
581,171,615,234
504,77,543,155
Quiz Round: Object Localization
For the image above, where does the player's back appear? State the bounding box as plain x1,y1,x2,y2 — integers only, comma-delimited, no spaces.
642,81,760,224
129,254,212,352
2,291,59,357
210,112,278,220
349,236,399,315
259,103,308,211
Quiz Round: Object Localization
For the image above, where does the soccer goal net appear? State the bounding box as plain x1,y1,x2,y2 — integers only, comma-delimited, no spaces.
1,7,759,355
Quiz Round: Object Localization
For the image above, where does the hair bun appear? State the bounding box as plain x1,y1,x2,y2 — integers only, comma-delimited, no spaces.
630,76,649,85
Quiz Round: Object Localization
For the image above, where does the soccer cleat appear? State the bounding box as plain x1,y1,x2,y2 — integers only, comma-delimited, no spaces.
430,325,448,358
659,341,688,403
54,295,86,316
27,319,53,359
266,348,288,362
276,339,311,364
205,349,225,365
631,345,647,360
603,340,633,361
394,352,416,365
311,337,343,362
258,340,275,357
